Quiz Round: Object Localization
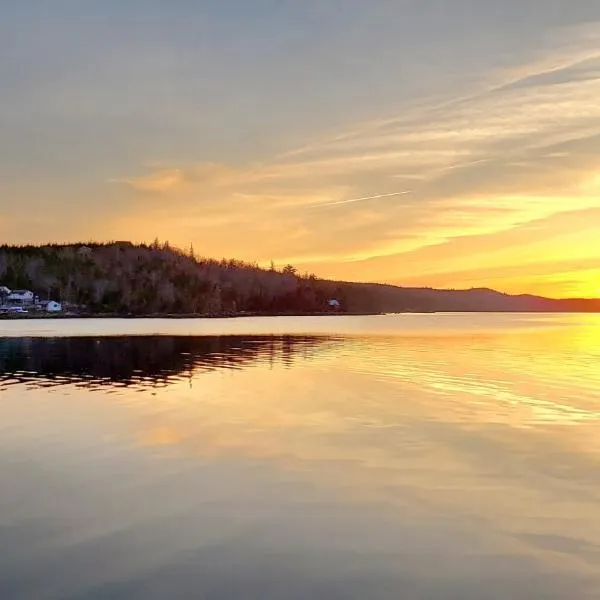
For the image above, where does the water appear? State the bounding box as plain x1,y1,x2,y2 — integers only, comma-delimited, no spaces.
0,314,599,599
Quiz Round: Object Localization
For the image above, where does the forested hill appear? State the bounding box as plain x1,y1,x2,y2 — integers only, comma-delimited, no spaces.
1,242,599,315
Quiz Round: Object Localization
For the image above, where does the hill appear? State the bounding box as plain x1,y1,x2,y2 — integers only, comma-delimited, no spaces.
0,242,599,315
334,283,600,313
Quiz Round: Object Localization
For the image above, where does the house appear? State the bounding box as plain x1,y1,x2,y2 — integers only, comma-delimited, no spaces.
38,299,62,312
7,290,34,304
327,298,341,310
1,306,28,313
46,301,62,313
0,286,10,305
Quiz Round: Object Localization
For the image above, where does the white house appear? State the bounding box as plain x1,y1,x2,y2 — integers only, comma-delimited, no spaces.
46,301,62,313
7,306,27,313
328,298,341,309
0,285,11,296
7,290,34,304
0,304,27,313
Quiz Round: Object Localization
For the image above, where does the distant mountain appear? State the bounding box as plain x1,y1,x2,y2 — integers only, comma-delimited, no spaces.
0,242,598,315
335,283,600,313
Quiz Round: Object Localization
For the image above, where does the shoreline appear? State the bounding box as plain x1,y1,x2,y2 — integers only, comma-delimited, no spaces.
0,311,376,320
2,309,600,320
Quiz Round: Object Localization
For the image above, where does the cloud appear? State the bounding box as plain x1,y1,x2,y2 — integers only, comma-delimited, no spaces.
499,55,600,91
96,20,600,296
320,190,412,207
111,168,183,193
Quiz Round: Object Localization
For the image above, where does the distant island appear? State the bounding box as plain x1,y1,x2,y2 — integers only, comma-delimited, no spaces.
1,241,599,317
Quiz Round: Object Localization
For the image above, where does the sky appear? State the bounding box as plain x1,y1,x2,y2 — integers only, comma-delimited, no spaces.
2,1,600,298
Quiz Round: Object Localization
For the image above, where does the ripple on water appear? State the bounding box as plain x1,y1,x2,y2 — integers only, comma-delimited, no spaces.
0,315,599,599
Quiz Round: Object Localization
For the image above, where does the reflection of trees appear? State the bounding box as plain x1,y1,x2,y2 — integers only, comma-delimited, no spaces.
0,336,332,390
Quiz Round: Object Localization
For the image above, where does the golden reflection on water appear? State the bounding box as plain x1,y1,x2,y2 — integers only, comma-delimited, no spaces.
1,315,600,598
119,320,600,540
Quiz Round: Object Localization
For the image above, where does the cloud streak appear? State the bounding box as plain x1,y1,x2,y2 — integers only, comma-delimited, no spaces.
110,169,183,193
320,190,412,207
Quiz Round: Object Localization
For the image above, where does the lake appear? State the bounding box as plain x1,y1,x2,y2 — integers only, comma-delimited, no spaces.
1,314,599,599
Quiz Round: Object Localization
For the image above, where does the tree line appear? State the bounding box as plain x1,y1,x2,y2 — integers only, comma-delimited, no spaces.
4,241,592,315
0,242,347,315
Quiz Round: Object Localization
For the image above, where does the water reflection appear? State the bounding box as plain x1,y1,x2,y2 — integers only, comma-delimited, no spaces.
1,316,600,599
0,335,332,391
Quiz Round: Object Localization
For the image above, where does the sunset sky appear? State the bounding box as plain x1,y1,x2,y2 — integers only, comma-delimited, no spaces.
2,1,600,298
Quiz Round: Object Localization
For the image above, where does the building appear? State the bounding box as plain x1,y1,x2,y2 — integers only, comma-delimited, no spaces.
328,298,341,310
0,286,11,305
46,301,62,313
7,290,34,304
0,306,27,314
37,300,62,313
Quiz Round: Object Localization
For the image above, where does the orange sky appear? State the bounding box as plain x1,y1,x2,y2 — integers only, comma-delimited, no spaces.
2,3,600,298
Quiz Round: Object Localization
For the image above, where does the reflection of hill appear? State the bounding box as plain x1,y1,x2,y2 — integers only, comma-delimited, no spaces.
0,336,330,390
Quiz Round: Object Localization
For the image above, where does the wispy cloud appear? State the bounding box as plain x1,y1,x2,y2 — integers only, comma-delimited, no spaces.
107,26,600,295
110,169,183,193
8,3,600,297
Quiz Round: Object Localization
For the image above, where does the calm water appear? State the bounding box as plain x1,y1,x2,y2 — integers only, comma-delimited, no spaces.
1,314,599,599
